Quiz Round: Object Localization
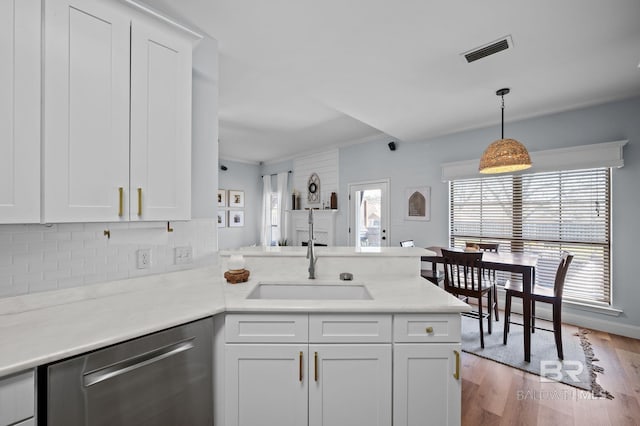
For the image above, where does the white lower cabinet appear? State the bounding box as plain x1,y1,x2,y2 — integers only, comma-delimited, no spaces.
393,343,461,426
309,344,391,426
393,313,462,426
224,313,392,426
0,369,35,426
223,313,461,426
225,344,308,426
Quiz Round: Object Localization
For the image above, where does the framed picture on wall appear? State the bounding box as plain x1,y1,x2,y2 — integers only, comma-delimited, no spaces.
405,186,431,221
229,210,244,227
217,210,226,228
217,189,226,207
229,190,245,208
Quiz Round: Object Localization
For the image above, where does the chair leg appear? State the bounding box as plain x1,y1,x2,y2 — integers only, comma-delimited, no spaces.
493,284,499,322
487,290,492,335
531,299,536,334
553,301,564,360
503,291,512,344
478,297,485,348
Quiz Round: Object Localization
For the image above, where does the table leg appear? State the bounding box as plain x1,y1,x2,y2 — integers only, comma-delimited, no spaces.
523,268,532,362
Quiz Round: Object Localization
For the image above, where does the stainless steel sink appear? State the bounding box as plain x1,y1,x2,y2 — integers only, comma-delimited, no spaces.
246,282,372,300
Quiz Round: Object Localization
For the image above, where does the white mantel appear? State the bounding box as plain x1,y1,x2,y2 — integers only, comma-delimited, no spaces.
287,209,337,246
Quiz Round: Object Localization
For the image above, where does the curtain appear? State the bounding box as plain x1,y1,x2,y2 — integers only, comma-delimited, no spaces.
275,172,289,244
260,175,272,246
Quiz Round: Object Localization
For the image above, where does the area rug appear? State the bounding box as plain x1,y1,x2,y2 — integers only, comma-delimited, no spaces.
461,315,613,399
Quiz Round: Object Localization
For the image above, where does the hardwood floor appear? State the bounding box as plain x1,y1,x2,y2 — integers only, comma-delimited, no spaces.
461,326,640,425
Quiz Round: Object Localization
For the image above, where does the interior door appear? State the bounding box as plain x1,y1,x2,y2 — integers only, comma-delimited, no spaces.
348,180,390,247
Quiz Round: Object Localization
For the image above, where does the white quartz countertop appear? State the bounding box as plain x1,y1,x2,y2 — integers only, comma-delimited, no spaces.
220,246,432,257
0,251,468,378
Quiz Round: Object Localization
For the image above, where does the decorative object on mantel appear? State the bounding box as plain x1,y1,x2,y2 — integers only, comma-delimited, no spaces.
479,88,532,174
307,173,320,204
330,192,337,209
292,190,300,210
405,187,430,221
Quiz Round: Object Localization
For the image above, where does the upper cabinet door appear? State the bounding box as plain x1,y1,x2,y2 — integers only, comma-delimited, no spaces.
43,0,130,223
130,18,193,221
0,0,40,223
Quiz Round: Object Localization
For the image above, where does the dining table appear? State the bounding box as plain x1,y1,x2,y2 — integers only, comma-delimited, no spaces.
423,246,539,362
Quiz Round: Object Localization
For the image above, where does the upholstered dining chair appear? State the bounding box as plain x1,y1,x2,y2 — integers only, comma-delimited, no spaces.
503,252,574,359
441,249,495,348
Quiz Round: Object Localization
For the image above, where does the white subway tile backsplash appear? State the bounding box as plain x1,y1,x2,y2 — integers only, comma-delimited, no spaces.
0,218,217,297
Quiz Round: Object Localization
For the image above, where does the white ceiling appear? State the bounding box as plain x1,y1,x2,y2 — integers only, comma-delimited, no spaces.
144,0,640,164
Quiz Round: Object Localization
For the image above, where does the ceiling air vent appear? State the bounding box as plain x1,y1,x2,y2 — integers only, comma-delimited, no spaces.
462,36,513,63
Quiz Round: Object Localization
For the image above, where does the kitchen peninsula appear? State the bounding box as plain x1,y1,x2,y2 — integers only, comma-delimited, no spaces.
0,247,469,426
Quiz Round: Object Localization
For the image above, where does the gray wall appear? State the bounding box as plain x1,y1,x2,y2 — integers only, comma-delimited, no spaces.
338,96,640,334
218,160,261,249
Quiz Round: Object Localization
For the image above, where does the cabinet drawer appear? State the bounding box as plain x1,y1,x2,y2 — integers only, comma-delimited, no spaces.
0,370,34,426
226,314,308,343
393,314,461,343
309,314,392,343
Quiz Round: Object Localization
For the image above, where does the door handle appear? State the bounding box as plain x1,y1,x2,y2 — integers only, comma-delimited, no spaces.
118,187,124,217
314,351,318,382
299,351,303,382
137,187,143,216
453,350,460,380
83,338,194,387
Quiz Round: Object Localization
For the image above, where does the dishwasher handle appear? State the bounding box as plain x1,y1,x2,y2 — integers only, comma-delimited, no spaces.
83,338,195,387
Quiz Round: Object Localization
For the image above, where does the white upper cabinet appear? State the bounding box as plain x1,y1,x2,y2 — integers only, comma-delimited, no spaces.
0,0,41,223
130,18,193,221
43,0,198,223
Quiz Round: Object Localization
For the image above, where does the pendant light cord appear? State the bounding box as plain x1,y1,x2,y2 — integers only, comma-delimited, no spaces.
501,94,505,139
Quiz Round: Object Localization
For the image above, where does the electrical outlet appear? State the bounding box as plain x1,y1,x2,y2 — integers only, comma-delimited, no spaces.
175,246,193,265
137,249,151,269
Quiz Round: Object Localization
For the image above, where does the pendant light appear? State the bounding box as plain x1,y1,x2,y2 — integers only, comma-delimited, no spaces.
479,88,531,174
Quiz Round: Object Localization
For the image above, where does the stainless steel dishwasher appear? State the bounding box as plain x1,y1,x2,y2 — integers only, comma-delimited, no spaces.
39,317,213,426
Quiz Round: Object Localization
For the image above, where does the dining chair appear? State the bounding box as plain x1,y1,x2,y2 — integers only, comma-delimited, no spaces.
476,243,501,321
503,252,574,359
400,240,444,285
441,249,494,348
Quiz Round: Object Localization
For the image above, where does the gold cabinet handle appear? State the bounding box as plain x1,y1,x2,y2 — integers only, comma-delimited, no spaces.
425,326,434,333
299,351,303,382
453,350,460,380
314,351,318,382
118,187,124,217
137,187,142,216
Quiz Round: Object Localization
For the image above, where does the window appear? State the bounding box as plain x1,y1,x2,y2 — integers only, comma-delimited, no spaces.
450,168,611,306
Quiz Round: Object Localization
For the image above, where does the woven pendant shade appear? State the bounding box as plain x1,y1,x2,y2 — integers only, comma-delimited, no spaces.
479,138,531,174
479,88,531,174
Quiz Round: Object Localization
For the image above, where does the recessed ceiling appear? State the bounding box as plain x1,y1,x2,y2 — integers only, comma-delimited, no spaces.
142,0,640,163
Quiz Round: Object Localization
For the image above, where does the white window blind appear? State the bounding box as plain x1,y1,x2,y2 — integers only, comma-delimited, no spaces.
450,168,611,306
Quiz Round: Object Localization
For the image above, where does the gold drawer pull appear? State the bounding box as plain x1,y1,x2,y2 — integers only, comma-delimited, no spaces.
137,187,142,216
425,326,434,333
453,350,460,380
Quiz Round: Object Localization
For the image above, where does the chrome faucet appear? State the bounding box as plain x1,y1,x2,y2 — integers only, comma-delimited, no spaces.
306,209,317,279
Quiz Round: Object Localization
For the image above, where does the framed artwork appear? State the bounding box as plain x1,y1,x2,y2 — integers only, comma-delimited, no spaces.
229,210,244,227
405,186,431,221
217,189,226,207
229,190,245,208
217,210,226,228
